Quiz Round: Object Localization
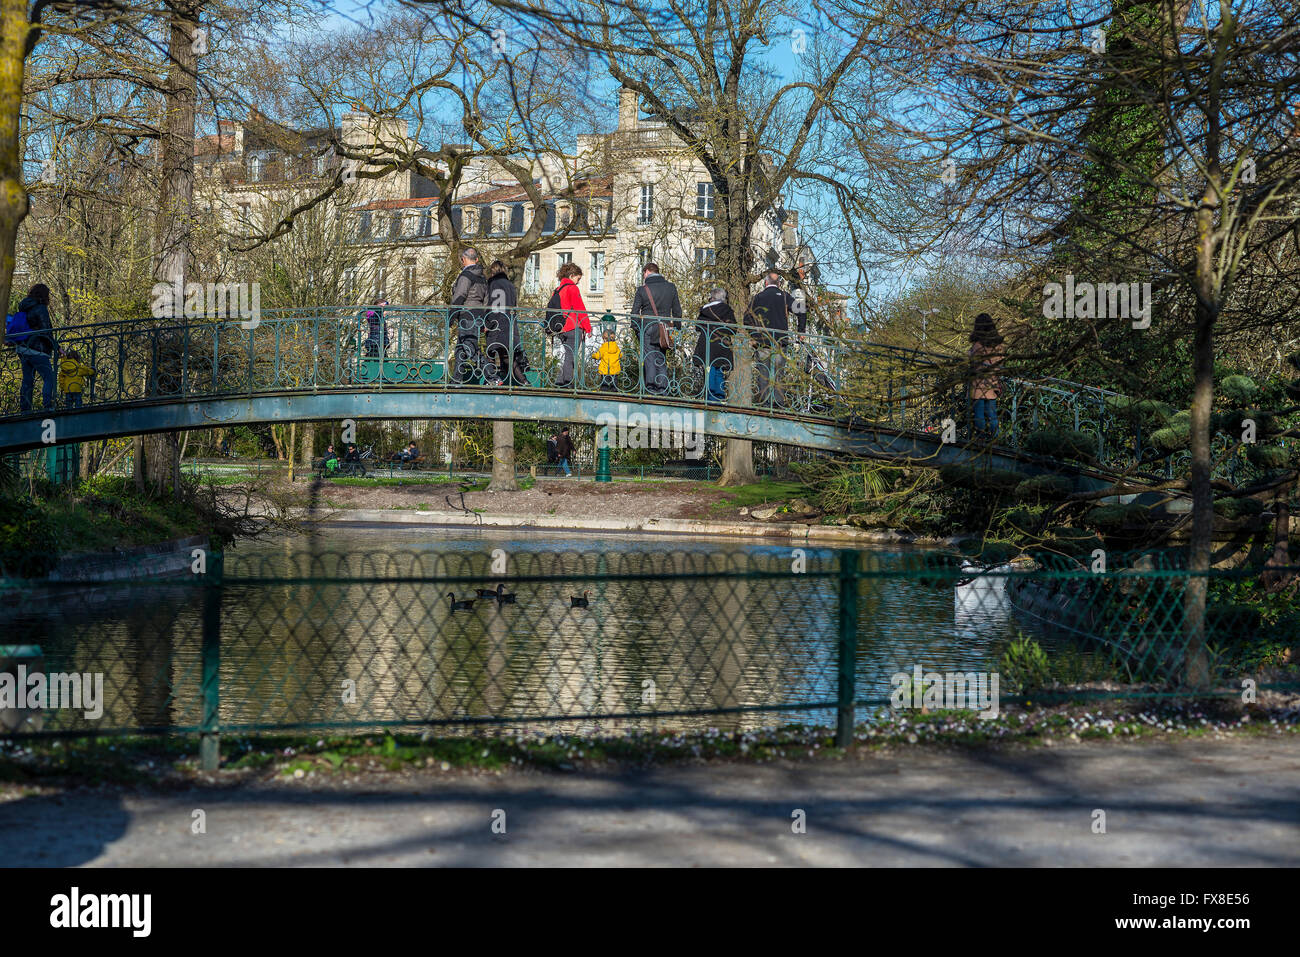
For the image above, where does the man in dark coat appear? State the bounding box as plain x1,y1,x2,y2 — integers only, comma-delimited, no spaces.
555,427,575,477
484,259,522,386
694,288,735,402
629,262,681,395
14,283,58,412
449,247,488,384
745,271,803,406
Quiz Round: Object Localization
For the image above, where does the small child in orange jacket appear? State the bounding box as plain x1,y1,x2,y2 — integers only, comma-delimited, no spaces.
596,328,621,390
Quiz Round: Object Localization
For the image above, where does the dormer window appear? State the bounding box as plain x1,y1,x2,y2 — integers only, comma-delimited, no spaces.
248,155,262,182
558,203,572,229
464,207,479,235
420,208,433,237
493,205,508,233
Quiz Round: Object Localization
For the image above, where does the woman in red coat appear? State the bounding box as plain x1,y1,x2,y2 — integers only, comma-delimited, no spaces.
555,262,591,388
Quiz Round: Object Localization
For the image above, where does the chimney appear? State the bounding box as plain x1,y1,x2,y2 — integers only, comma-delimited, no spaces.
618,86,639,131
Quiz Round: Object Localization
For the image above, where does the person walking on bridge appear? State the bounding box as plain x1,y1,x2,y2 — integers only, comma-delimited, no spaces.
13,283,58,413
552,262,590,388
450,248,488,385
484,259,523,386
969,313,1005,439
694,288,735,403
745,271,801,407
631,262,681,396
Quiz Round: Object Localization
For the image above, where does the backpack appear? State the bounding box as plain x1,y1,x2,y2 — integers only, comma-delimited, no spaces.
544,286,565,335
5,310,32,346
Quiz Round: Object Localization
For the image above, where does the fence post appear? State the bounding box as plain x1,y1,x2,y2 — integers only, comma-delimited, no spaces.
200,550,224,772
835,550,860,748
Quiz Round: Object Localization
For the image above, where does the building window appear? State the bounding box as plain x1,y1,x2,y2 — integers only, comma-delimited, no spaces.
558,204,572,229
248,155,262,182
494,206,508,233
282,155,293,180
420,209,433,237
637,246,653,271
589,251,605,293
524,253,541,294
359,210,372,239
638,183,654,224
464,207,478,235
314,153,327,177
697,182,715,219
695,246,716,279
390,212,403,238
557,252,573,270
403,261,416,302
342,267,358,297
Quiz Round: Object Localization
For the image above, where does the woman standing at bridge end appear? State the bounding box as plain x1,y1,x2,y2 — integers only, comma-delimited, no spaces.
970,313,1004,439
553,262,590,388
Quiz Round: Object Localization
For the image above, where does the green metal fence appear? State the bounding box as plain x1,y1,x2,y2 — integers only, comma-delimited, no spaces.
1,548,1296,769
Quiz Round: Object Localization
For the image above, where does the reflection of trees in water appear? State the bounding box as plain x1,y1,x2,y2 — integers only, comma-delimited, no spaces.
38,536,1055,734
5,583,199,732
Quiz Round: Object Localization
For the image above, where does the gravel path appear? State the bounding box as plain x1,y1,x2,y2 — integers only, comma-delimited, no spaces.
312,478,742,521
4,737,1297,866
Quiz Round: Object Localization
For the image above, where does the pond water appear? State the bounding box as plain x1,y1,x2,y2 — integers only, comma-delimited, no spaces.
11,526,1088,736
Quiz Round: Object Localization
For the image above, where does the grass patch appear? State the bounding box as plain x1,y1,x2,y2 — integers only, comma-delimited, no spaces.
23,477,210,558
2,695,1295,789
710,479,811,511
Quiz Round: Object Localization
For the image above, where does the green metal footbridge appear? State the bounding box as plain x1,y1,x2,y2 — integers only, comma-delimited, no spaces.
0,306,1216,492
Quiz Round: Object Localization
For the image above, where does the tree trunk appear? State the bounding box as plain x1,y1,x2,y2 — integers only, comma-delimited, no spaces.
0,0,29,314
299,422,315,467
488,420,518,490
138,433,179,499
719,439,757,486
1262,478,1296,590
1184,213,1218,688
136,1,201,497
719,330,758,486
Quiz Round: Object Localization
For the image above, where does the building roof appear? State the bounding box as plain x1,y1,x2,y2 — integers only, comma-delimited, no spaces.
356,196,442,211
355,176,613,213
194,132,236,157
456,176,614,206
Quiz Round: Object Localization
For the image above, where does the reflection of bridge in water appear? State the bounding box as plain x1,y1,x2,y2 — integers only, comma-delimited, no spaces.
0,306,1215,492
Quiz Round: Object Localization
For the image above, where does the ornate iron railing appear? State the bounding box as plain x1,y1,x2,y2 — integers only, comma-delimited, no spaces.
0,306,1264,481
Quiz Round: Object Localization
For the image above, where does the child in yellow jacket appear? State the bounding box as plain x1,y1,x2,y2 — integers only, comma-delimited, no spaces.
596,328,621,390
58,351,94,409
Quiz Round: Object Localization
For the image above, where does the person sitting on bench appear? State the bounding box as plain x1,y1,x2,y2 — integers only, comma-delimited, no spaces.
399,442,419,463
342,443,365,476
318,444,341,475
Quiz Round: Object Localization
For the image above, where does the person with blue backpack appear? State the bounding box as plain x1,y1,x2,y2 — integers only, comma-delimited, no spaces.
693,288,735,403
7,283,58,413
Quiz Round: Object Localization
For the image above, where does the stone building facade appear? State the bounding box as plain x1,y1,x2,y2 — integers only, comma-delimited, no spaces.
195,89,823,316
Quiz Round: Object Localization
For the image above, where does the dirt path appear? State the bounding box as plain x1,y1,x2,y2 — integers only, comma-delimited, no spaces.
4,737,1296,866
311,477,755,521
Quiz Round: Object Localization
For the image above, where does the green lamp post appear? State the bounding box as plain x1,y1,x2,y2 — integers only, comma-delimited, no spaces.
595,426,612,482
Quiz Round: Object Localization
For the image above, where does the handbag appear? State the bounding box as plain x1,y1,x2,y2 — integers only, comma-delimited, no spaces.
644,284,671,350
